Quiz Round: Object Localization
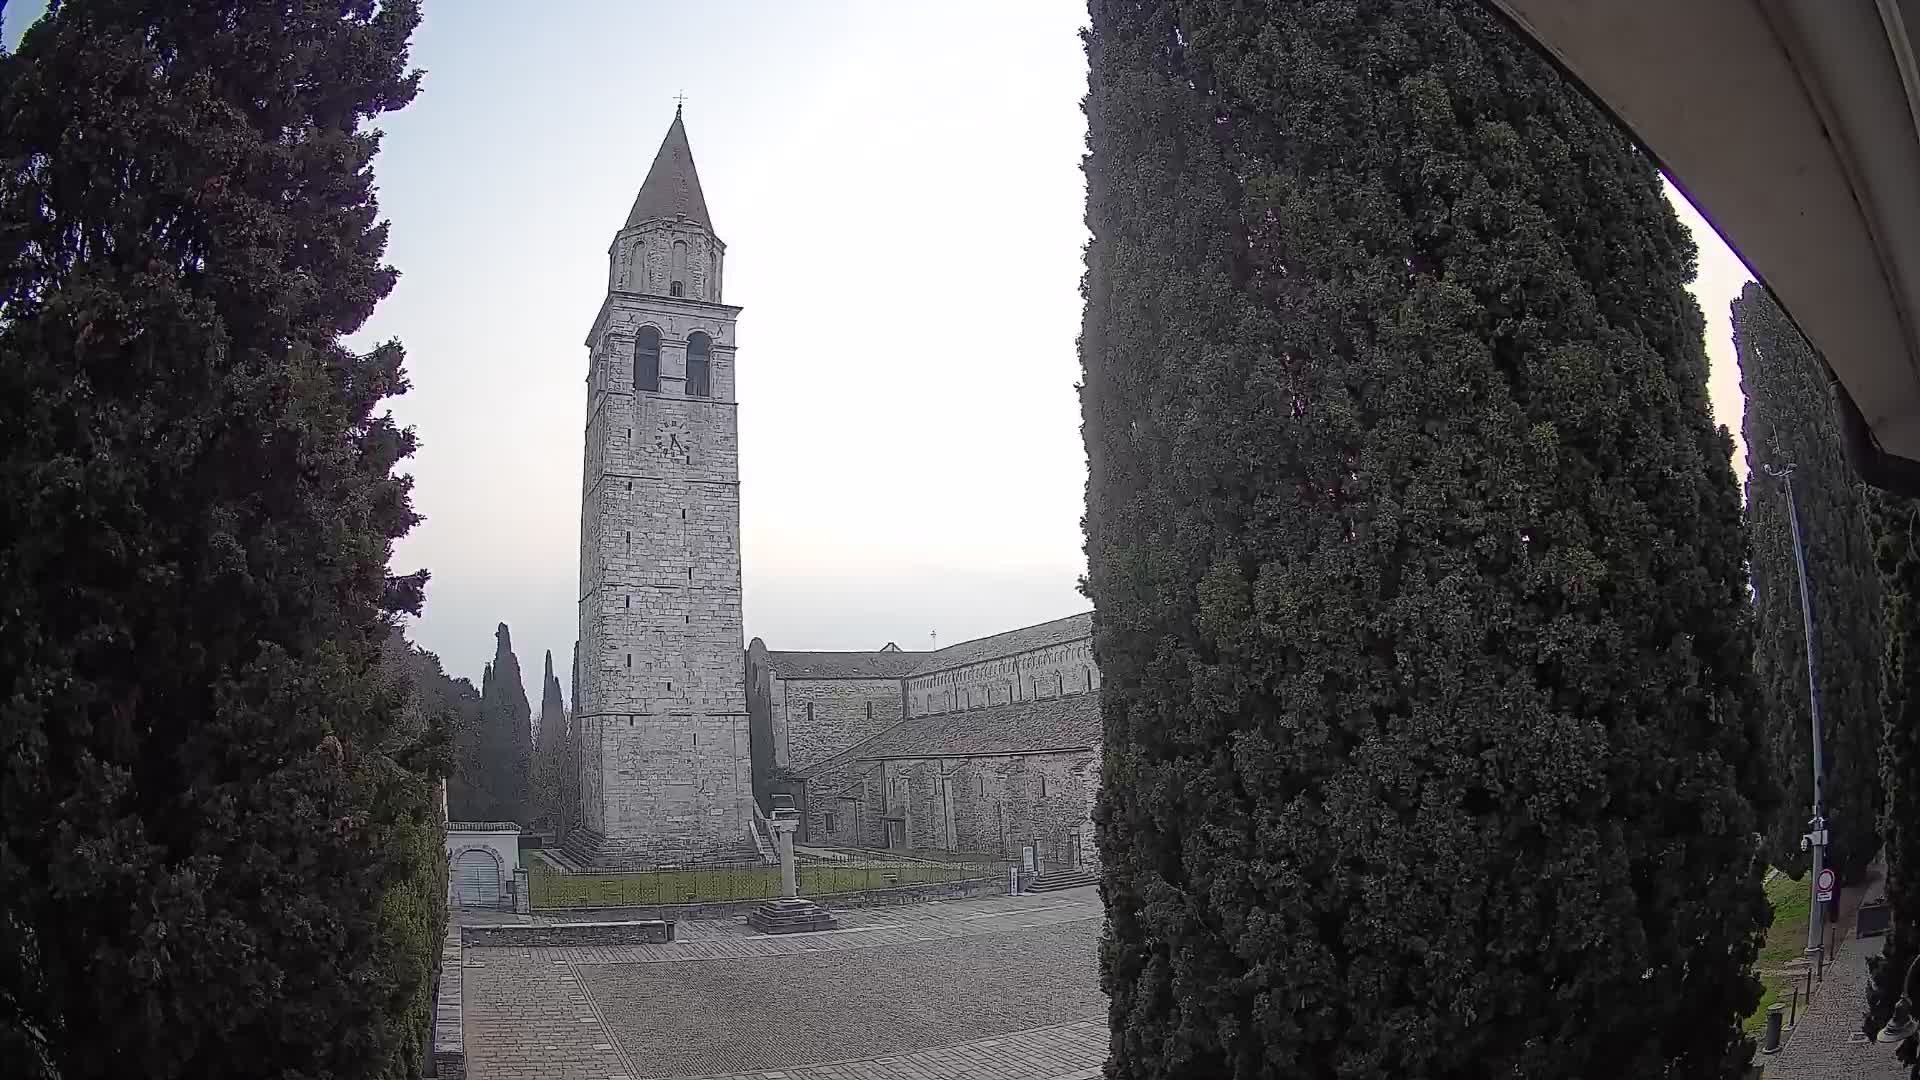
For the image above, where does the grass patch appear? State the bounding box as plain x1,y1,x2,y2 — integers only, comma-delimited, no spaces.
1743,971,1794,1035
1761,871,1815,965
530,859,997,908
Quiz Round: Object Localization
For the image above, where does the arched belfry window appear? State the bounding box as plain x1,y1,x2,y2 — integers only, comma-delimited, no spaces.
686,332,711,398
671,240,688,297
634,326,660,392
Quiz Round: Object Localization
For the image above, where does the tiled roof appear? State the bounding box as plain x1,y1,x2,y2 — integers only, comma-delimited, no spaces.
766,650,927,680
910,612,1092,676
625,110,712,231
853,692,1100,760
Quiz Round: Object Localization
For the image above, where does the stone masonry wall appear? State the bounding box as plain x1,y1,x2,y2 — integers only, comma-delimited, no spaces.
612,219,723,304
905,638,1100,718
575,225,751,864
770,675,907,771
866,750,1098,870
587,711,754,864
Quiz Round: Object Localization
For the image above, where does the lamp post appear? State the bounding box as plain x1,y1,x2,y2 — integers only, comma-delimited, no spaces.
1763,462,1831,970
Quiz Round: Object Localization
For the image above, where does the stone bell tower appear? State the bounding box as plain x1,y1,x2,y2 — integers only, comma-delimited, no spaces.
571,108,753,866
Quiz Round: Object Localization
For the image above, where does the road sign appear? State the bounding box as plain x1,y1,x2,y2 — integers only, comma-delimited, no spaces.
1815,867,1837,903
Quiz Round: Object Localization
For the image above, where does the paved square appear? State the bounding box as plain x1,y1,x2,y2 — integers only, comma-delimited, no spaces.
584,922,1100,1076
462,889,1108,1080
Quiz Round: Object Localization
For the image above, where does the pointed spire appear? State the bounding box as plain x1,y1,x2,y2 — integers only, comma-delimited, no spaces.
625,111,712,232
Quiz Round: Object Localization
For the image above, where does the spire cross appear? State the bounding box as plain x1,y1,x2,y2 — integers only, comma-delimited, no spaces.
673,90,687,115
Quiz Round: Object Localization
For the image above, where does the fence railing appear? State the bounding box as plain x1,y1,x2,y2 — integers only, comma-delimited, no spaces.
529,850,1009,909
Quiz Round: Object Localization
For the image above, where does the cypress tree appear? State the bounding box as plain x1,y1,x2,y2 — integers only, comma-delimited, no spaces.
0,2,435,1077
1736,282,1884,881
1871,496,1920,1033
479,623,532,824
405,641,484,821
1080,2,1769,1077
532,650,567,831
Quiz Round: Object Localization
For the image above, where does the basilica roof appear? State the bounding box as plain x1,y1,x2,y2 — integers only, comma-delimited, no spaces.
765,650,927,680
907,611,1092,677
625,108,712,232
851,691,1100,761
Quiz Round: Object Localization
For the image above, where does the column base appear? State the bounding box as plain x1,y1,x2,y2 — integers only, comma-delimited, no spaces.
745,896,839,935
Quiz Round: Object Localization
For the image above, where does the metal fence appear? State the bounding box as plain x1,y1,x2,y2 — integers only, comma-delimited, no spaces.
528,847,1011,909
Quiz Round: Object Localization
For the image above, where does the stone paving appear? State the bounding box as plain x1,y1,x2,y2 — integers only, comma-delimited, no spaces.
461,887,1107,1080
681,1019,1109,1080
1762,930,1907,1080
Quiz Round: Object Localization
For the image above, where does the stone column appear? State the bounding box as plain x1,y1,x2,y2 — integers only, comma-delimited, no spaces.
746,813,837,935
771,818,798,898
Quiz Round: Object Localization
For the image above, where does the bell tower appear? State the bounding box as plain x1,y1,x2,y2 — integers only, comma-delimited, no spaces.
573,108,753,866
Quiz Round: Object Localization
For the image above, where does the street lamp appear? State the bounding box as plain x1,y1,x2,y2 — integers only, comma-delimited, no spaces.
1762,462,1831,972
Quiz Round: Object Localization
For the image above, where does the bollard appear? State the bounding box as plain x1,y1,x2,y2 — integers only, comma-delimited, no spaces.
1762,1003,1785,1054
1790,984,1799,1028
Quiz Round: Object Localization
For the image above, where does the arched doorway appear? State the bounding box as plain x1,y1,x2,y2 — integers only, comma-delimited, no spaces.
452,847,503,909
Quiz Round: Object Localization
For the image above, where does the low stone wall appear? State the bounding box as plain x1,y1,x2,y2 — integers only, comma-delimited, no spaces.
432,923,464,1079
461,919,676,948
534,874,1000,924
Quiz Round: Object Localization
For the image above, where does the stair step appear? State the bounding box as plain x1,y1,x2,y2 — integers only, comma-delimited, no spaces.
1026,868,1098,893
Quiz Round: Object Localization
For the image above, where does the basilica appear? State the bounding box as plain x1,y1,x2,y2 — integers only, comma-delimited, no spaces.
566,111,1102,874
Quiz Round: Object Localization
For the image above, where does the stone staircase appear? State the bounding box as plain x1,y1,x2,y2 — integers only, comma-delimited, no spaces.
747,809,778,865
1025,866,1099,893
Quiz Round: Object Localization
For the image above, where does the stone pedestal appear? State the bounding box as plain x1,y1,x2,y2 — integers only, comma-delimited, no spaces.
747,813,838,934
746,896,839,934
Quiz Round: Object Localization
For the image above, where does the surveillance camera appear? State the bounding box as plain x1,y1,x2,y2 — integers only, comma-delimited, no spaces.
1801,836,1812,852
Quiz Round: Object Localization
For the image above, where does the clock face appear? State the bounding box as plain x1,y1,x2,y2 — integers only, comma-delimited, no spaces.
651,417,691,462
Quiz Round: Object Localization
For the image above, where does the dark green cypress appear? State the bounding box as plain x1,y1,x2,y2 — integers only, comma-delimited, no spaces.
1736,282,1884,882
533,650,568,831
0,2,435,1077
1080,2,1769,1076
1870,496,1920,1033
479,623,532,824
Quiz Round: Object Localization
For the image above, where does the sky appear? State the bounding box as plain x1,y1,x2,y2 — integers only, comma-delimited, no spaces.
6,1,1754,706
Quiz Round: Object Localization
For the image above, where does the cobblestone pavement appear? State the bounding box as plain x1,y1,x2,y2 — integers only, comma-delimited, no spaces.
680,1018,1108,1080
1762,930,1907,1080
462,887,1107,1080
525,894,1101,965
585,922,1102,1077
462,952,629,1080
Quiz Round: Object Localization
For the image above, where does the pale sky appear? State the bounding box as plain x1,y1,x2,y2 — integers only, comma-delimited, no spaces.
6,2,1754,706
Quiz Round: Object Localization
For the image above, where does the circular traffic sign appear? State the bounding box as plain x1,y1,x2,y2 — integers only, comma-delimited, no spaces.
1818,867,1837,892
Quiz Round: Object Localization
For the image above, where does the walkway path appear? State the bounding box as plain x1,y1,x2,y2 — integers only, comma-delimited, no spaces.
460,887,1107,1080
1762,869,1905,1080
679,1019,1108,1080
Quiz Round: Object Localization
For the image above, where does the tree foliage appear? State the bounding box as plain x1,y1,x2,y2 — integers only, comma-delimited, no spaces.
1736,282,1884,881
531,649,568,831
0,1,440,1077
1080,2,1769,1076
452,623,532,824
1871,495,1920,1033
